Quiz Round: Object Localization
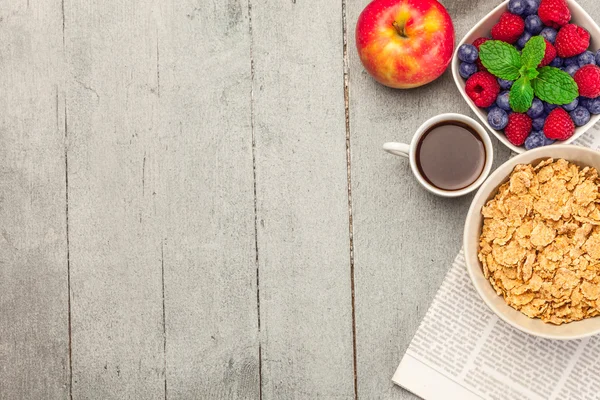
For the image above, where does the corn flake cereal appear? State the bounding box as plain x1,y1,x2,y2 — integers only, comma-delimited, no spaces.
479,159,600,325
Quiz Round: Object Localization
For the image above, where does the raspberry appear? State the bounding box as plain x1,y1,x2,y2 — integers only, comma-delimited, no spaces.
538,0,571,29
544,108,575,140
574,65,600,98
491,12,525,44
465,72,501,108
473,37,490,72
505,113,532,146
472,37,490,48
539,39,557,67
476,59,487,73
555,24,590,58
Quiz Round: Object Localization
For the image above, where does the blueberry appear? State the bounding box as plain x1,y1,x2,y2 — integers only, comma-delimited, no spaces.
525,15,543,34
578,97,592,115
508,0,527,15
459,62,478,79
582,97,600,114
498,78,514,89
564,57,579,67
570,106,591,126
496,91,511,111
540,27,558,44
517,31,532,49
596,50,600,66
564,64,580,76
563,98,579,112
527,98,545,118
488,107,509,130
578,51,597,67
590,99,600,115
544,102,559,114
525,133,544,150
524,0,540,15
532,116,547,131
525,130,555,150
550,57,564,67
458,44,478,63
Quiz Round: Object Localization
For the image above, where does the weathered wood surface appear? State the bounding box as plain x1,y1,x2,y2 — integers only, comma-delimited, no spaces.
63,0,259,398
5,0,598,399
0,0,70,399
157,1,259,399
251,0,355,398
64,0,166,397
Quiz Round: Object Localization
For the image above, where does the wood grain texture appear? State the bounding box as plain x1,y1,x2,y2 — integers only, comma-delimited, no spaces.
157,0,260,398
0,1,70,398
346,0,512,398
6,0,599,398
251,0,355,398
64,0,165,397
64,0,259,398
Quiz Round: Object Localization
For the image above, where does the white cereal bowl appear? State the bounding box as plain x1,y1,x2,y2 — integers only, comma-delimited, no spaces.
452,0,600,154
464,145,600,340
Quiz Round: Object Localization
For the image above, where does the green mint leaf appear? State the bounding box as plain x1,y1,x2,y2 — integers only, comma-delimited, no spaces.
521,66,539,80
479,40,522,81
521,36,546,68
510,77,534,113
532,66,579,105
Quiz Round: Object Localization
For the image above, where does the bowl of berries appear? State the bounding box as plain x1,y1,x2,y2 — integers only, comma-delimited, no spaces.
452,0,600,153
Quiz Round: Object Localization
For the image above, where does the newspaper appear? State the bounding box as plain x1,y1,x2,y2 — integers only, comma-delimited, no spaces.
393,125,600,400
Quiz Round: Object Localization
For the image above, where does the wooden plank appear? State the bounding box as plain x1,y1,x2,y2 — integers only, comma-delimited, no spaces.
63,1,165,397
156,0,260,398
346,0,513,398
0,1,70,398
63,0,258,397
251,0,355,398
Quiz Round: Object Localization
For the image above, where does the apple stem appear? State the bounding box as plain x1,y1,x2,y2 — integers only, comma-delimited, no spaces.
392,21,407,38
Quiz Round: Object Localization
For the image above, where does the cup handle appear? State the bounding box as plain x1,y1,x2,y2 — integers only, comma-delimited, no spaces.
383,142,411,158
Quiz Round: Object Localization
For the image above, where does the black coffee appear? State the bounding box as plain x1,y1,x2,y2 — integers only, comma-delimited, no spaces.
416,121,486,191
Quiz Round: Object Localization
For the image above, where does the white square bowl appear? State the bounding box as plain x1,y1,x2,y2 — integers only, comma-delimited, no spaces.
452,0,600,154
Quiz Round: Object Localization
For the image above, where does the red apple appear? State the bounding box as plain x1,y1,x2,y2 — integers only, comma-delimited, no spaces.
356,0,455,89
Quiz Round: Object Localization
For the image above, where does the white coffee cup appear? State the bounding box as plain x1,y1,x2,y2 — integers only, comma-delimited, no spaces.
383,113,494,198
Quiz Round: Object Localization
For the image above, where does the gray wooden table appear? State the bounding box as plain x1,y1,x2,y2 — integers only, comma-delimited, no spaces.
1,0,596,399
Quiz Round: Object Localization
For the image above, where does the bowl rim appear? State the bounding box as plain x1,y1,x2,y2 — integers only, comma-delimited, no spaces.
451,0,600,154
464,145,600,340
